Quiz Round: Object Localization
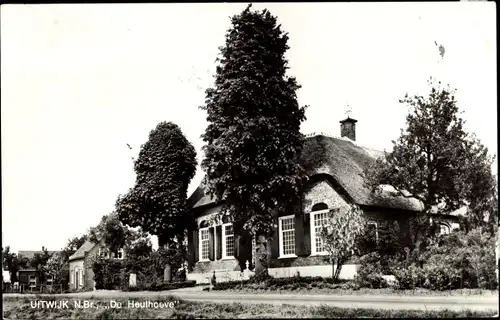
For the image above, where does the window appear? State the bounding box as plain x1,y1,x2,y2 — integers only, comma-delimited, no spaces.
70,271,74,284
46,275,54,285
222,223,235,258
199,228,210,261
439,224,450,235
29,275,36,287
98,248,109,258
279,215,296,258
116,248,124,259
310,210,331,255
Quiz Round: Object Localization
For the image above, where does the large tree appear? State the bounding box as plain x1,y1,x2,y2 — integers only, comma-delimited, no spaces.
365,78,496,253
200,5,307,276
61,234,88,262
2,246,29,283
30,247,52,284
46,252,67,285
88,213,130,256
115,121,197,248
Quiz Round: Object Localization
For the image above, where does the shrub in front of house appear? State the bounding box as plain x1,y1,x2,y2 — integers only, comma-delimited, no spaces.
385,227,498,291
354,252,388,289
392,264,426,290
211,275,356,291
91,257,124,290
125,280,197,292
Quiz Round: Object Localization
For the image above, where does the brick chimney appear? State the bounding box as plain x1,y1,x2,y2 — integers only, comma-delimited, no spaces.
340,117,358,141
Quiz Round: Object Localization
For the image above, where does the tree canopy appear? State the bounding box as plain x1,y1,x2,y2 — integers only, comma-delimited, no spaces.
116,121,197,246
61,234,88,261
200,4,307,239
365,78,496,248
2,246,29,283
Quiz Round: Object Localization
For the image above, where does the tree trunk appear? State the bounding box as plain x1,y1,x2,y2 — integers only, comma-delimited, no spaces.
254,234,269,277
331,258,344,282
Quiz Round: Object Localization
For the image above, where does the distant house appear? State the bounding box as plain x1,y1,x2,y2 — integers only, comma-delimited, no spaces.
68,238,125,291
17,249,60,287
185,117,461,283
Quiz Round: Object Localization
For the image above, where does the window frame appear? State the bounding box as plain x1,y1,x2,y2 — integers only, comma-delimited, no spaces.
115,248,124,260
439,223,451,235
28,274,37,286
199,227,210,262
221,223,235,259
98,248,110,259
310,209,332,256
278,215,297,259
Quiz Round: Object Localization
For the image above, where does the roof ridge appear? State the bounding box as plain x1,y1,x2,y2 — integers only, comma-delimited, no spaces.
304,132,386,154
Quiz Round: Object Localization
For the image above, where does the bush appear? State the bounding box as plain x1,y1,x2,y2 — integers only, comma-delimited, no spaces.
354,253,388,289
211,276,356,291
392,264,425,290
124,280,196,292
91,257,124,290
386,227,498,291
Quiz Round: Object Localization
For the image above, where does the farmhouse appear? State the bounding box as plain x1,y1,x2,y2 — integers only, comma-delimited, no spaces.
68,238,125,291
17,249,61,288
185,117,460,283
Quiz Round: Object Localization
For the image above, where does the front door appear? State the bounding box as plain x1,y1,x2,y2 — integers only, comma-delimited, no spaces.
75,270,79,288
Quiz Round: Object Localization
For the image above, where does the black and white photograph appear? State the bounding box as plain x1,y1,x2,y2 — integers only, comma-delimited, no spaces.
2,2,498,319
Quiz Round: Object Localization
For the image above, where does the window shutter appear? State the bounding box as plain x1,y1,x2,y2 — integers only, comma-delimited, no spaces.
270,216,280,259
303,212,311,256
209,227,215,261
193,229,199,262
216,225,222,259
295,211,305,256
233,234,239,259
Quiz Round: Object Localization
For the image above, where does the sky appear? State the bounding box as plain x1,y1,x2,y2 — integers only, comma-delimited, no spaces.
1,2,496,252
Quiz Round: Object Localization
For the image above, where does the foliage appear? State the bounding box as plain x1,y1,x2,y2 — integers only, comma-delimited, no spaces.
125,280,197,292
390,227,497,290
354,253,388,289
61,235,88,262
115,121,197,247
126,237,153,259
392,264,426,290
30,247,52,284
356,220,405,273
88,213,132,256
200,4,307,275
320,205,366,281
90,256,124,290
45,252,67,285
364,78,496,252
2,246,30,283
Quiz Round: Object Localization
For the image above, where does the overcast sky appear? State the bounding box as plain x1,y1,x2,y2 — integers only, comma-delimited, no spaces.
1,3,496,252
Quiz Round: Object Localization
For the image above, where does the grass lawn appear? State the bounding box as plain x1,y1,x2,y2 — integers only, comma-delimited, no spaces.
3,295,497,319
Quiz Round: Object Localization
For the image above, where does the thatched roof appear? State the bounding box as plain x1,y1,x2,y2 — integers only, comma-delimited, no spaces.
188,134,423,212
